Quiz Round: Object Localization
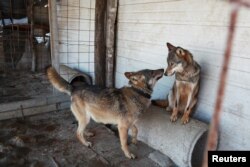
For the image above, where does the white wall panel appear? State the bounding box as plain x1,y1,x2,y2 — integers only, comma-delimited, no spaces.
56,0,95,80
115,0,250,150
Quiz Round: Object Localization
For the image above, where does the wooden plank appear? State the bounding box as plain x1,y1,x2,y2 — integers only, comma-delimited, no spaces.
0,94,69,113
116,43,250,73
0,98,47,113
106,0,118,87
49,0,60,70
59,101,71,109
59,0,94,8
219,117,250,150
57,18,95,31
94,0,107,86
46,95,70,104
116,47,250,90
58,42,94,53
119,0,217,12
30,2,36,72
0,101,70,121
58,30,82,41
57,6,94,19
119,0,180,6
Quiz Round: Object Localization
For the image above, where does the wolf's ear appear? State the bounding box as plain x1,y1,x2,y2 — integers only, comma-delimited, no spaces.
166,42,176,51
176,48,193,63
124,72,134,79
176,48,185,56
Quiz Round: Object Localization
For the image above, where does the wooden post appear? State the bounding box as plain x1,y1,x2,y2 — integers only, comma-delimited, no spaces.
95,0,107,86
30,0,36,72
48,0,59,71
106,0,117,88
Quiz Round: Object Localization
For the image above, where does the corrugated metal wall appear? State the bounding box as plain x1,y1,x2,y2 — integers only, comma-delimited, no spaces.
115,0,250,150
56,0,95,80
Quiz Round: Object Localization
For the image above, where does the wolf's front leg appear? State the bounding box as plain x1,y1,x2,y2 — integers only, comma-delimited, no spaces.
170,88,180,122
170,107,178,122
118,125,136,159
181,97,197,124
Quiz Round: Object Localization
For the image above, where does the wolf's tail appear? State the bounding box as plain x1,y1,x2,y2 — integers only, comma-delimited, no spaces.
47,67,72,95
151,100,169,108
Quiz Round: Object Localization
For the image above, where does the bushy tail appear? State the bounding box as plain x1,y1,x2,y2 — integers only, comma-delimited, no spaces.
47,67,72,95
151,100,169,108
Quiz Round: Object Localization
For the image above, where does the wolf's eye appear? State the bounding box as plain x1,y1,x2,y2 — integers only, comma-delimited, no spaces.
131,77,137,81
170,62,174,66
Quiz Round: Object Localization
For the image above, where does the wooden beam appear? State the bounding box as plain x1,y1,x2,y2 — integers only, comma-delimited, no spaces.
48,0,59,71
30,0,36,72
0,94,70,121
106,0,117,88
95,0,107,86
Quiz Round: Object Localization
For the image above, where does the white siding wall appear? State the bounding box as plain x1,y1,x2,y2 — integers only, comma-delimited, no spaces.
115,0,250,150
56,0,95,80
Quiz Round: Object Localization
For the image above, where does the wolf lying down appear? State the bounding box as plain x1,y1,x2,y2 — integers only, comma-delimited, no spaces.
47,67,164,159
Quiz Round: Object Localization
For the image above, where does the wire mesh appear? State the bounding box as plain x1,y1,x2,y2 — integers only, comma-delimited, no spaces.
0,0,95,103
0,0,51,103
0,0,50,72
55,0,95,82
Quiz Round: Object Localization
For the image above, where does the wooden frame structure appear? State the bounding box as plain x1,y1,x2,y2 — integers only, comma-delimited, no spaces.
48,0,118,87
94,0,118,87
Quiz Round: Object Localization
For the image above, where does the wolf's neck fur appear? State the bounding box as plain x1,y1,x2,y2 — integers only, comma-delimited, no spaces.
131,85,152,99
176,61,200,82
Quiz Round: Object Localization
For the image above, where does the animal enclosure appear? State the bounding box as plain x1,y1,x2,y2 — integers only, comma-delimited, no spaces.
0,0,52,105
0,0,250,167
0,0,95,103
55,0,95,80
0,0,50,72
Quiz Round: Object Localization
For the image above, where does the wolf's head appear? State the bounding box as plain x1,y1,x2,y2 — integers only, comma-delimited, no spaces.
124,69,164,93
164,42,193,76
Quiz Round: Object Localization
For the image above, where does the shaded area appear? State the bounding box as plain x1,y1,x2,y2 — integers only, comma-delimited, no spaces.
0,0,50,71
0,110,160,167
0,71,53,103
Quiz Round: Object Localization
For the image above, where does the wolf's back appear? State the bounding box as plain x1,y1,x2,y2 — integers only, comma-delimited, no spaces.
47,67,72,95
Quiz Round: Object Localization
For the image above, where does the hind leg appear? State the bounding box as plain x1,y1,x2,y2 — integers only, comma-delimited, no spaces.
131,125,138,145
71,102,92,147
118,124,136,159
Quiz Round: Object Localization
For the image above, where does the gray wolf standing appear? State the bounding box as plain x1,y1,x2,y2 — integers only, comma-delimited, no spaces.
47,67,164,159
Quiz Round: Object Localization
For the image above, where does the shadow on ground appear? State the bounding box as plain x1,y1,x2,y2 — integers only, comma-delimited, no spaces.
0,110,161,167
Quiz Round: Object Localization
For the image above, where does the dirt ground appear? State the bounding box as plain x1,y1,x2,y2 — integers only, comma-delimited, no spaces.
0,71,53,103
0,109,161,167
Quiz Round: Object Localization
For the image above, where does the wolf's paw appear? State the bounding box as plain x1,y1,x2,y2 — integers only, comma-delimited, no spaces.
126,152,136,159
170,114,178,122
166,107,172,112
84,141,92,147
181,115,189,124
132,138,138,145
